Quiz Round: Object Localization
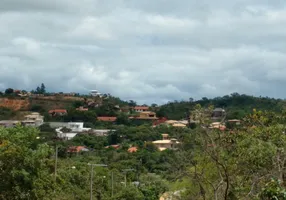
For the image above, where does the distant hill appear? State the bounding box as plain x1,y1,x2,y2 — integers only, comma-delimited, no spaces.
156,93,286,120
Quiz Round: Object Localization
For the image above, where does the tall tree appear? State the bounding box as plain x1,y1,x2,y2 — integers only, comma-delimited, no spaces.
40,83,46,94
4,88,14,95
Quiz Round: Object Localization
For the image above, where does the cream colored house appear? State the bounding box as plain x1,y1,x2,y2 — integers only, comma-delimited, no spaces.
152,134,180,151
23,112,44,127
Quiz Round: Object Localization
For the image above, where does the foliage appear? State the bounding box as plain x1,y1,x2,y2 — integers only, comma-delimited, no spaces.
0,126,54,199
157,93,284,120
5,88,14,95
0,107,16,120
260,179,286,200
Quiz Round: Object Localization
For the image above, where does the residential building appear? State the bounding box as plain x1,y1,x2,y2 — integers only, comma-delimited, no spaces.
55,122,91,140
24,112,44,126
134,106,149,112
211,108,226,120
48,109,67,117
97,116,117,122
152,134,180,151
90,90,101,97
55,127,77,140
131,111,158,120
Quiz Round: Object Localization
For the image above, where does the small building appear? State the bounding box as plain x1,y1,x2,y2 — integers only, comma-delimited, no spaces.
48,109,67,117
134,106,149,112
132,111,158,120
21,120,37,127
152,134,180,151
97,116,117,122
212,108,226,120
90,90,101,97
24,112,44,126
56,128,77,140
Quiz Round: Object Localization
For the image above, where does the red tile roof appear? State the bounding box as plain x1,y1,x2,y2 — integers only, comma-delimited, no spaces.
97,116,117,122
48,109,67,114
134,106,149,110
67,146,88,153
128,146,138,153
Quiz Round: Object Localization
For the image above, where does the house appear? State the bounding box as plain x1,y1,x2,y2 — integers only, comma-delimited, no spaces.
24,112,44,126
134,106,149,112
48,109,67,117
211,108,226,120
0,120,20,128
97,116,117,122
67,122,90,132
90,90,101,97
76,106,89,111
128,146,138,153
21,120,37,127
152,134,180,151
67,146,89,153
131,111,158,120
56,127,77,140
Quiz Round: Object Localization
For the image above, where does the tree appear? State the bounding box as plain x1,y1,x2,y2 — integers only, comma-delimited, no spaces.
0,126,54,199
5,88,14,95
40,83,46,94
112,186,144,200
36,86,41,94
116,113,130,125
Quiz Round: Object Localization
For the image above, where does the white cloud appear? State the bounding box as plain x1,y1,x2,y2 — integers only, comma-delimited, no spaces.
0,0,286,104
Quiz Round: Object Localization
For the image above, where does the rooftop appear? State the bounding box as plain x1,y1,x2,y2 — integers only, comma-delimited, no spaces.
97,116,117,122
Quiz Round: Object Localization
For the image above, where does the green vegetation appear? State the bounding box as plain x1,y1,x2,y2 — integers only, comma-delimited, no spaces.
2,93,286,199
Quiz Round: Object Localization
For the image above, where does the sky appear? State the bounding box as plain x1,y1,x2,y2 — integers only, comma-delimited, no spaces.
0,0,286,104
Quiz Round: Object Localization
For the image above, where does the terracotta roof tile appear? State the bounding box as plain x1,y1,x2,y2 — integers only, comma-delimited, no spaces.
97,116,117,122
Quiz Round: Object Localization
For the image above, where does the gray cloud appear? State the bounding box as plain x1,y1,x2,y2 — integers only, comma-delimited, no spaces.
0,0,286,104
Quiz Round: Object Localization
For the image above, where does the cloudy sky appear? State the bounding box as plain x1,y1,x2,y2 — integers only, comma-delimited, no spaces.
0,0,286,104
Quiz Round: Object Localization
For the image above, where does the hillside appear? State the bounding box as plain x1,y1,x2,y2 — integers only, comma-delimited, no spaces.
156,93,286,120
0,98,30,111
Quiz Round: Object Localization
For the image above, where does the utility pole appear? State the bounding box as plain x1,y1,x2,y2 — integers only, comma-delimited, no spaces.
54,145,59,193
122,169,135,188
111,171,114,197
88,163,107,200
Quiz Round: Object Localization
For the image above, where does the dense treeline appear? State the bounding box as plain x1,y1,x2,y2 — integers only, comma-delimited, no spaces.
156,93,286,120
